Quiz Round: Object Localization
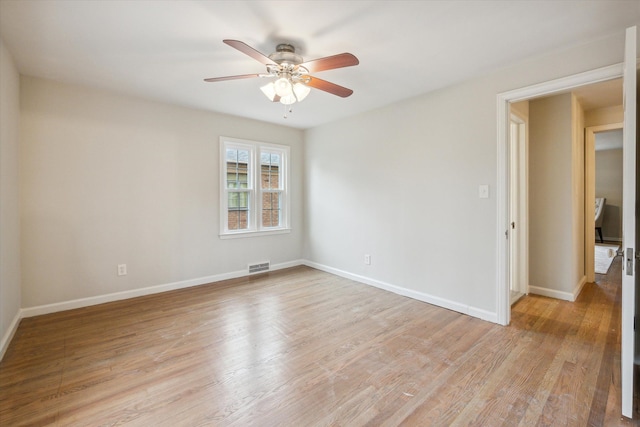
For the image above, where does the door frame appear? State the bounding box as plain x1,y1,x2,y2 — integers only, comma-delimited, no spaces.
496,63,623,326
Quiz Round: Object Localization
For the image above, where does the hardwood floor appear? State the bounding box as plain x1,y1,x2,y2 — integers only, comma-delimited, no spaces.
0,261,636,426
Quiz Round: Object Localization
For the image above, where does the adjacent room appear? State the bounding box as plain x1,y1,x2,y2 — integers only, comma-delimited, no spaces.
593,128,623,272
1,1,639,424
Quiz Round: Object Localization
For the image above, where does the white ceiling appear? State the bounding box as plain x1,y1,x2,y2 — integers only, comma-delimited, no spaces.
1,1,638,129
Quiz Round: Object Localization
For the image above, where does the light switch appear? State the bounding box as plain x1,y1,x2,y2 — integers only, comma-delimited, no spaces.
479,185,489,199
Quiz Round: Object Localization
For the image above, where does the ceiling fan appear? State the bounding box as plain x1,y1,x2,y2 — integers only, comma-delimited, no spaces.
204,40,359,108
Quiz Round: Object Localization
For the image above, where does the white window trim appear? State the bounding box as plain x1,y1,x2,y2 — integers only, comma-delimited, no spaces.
219,136,291,238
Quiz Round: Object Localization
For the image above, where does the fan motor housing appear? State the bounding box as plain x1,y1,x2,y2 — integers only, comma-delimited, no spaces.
269,44,303,66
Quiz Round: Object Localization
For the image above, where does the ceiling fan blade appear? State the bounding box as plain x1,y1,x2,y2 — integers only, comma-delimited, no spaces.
204,74,261,82
306,77,354,98
300,53,359,73
223,39,277,66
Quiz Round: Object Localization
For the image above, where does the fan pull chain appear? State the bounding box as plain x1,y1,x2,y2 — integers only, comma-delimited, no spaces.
283,104,293,119
282,85,300,118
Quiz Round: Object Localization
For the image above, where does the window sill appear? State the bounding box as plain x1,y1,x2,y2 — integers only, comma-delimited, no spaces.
219,228,292,240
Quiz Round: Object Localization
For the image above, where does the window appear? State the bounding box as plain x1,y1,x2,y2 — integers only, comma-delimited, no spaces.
220,137,290,237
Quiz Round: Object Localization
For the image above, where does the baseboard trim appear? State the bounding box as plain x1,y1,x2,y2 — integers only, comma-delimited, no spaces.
302,260,498,324
0,310,22,361
528,285,575,302
573,276,587,300
528,275,587,303
20,259,305,319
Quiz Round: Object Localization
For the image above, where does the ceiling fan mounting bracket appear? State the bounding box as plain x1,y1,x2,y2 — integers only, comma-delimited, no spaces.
275,43,295,53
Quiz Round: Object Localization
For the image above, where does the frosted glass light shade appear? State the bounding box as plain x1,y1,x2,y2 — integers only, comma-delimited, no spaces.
274,77,293,97
260,82,277,101
293,83,310,101
261,79,310,105
279,94,296,105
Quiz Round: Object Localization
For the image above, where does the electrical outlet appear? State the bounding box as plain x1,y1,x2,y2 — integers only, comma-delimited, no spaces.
364,254,371,265
117,264,127,276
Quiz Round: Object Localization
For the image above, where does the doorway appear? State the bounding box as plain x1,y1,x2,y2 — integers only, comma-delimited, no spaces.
506,84,623,303
496,63,624,326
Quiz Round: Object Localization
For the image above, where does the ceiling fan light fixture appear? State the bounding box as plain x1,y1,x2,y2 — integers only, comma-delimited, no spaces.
274,77,293,97
279,94,297,105
293,82,310,102
260,82,277,101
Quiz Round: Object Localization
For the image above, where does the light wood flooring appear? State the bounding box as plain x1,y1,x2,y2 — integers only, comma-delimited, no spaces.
1,259,637,426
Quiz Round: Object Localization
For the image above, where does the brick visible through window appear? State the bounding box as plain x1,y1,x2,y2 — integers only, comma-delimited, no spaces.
220,137,289,236
261,152,281,228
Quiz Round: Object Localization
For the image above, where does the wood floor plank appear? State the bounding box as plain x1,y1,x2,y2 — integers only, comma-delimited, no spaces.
0,263,637,426
450,296,580,425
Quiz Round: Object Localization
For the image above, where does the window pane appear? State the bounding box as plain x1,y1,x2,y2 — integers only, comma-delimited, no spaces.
228,192,248,210
228,191,249,230
226,148,250,189
262,191,281,227
226,172,237,189
260,152,281,165
238,169,248,184
261,152,281,190
228,209,249,230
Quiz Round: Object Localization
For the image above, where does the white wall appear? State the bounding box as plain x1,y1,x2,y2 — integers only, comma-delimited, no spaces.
526,93,584,298
526,93,574,295
20,77,304,309
595,148,623,240
0,37,21,355
304,84,498,318
304,31,627,319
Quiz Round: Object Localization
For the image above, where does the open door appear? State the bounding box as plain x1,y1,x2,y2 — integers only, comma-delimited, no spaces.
621,25,637,420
